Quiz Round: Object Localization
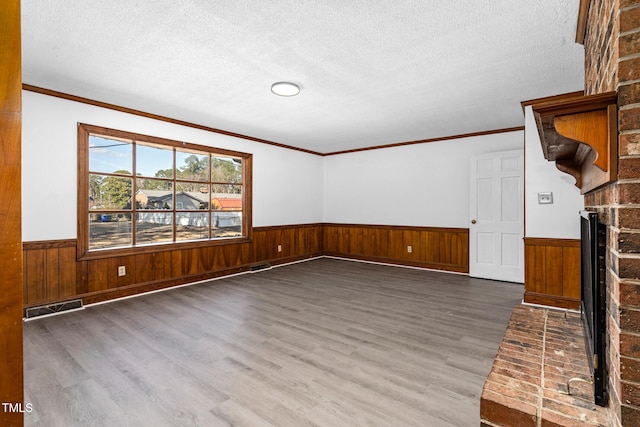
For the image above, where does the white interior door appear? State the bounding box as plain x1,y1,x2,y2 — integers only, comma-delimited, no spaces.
469,150,524,283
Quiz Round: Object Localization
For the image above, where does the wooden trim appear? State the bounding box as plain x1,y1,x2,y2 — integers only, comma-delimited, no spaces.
77,123,89,259
0,0,24,424
324,252,469,273
531,91,616,117
254,223,324,232
24,84,526,157
78,237,254,261
322,126,525,156
322,222,469,233
520,90,585,112
79,122,252,158
531,91,618,194
575,0,591,45
77,123,253,260
23,84,324,157
23,239,77,250
523,237,580,247
524,292,580,310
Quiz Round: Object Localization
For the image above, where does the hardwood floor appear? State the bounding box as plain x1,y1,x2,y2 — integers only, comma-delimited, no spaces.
24,257,523,426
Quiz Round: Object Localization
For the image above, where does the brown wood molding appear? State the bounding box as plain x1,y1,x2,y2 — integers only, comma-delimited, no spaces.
520,90,585,113
23,84,324,157
323,126,524,156
524,237,580,247
576,0,591,44
23,239,77,250
24,85,525,157
531,91,618,194
0,1,24,424
524,292,580,310
254,223,323,232
324,252,468,274
322,222,469,233
531,91,616,118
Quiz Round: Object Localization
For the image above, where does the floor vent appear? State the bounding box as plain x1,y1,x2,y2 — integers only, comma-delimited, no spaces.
25,299,83,319
250,263,272,272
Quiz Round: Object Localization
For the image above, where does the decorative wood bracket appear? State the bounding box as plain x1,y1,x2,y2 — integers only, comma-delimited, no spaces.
531,92,617,194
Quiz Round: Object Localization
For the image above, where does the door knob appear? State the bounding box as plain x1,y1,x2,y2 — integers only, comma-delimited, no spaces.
471,219,477,224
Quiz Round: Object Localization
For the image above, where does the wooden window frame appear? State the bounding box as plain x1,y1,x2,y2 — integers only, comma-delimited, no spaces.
77,123,252,260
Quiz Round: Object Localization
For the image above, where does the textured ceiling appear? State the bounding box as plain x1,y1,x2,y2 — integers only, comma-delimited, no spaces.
21,0,585,154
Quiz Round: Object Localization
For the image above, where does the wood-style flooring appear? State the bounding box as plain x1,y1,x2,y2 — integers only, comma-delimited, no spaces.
24,257,523,426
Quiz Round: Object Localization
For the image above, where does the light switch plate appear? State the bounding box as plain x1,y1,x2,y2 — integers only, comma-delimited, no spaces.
538,192,553,204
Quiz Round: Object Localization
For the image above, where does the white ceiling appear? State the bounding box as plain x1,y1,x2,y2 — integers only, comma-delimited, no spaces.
21,0,585,154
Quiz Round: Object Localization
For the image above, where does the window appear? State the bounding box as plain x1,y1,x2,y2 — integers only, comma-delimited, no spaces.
78,124,252,259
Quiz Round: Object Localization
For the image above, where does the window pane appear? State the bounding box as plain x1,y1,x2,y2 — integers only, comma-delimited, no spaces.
176,151,209,182
211,195,242,211
89,135,133,174
89,213,133,249
175,182,209,210
136,212,173,245
136,143,174,178
89,174,132,210
212,184,242,198
212,156,242,183
136,179,173,209
176,212,209,241
212,212,242,238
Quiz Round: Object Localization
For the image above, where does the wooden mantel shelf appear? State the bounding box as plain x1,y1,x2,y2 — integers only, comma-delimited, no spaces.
531,91,617,194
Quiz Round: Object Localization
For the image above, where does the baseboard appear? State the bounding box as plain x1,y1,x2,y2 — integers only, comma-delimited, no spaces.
323,252,469,273
523,291,580,310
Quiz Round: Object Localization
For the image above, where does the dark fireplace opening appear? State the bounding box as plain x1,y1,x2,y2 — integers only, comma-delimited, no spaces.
580,210,608,406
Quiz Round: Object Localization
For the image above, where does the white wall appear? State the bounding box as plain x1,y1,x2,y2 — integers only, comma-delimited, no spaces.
524,106,583,239
22,91,583,242
323,132,524,227
22,91,324,241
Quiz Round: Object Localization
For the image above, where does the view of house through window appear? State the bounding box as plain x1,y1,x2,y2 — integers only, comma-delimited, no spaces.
79,124,251,254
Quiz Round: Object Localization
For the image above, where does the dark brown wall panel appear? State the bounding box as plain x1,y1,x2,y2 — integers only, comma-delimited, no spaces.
323,224,469,273
523,237,581,309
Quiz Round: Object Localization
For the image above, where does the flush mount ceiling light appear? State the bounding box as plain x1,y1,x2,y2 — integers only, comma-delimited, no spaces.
271,82,300,97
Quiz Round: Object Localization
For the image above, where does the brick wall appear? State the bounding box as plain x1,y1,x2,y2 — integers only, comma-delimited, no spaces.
584,0,619,93
583,1,640,426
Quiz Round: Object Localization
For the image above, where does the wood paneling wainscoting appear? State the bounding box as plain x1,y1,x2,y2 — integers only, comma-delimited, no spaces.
23,223,470,310
323,224,469,273
524,237,581,310
23,224,323,309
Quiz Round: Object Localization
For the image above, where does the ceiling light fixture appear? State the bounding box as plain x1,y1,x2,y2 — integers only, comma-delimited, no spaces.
271,82,300,97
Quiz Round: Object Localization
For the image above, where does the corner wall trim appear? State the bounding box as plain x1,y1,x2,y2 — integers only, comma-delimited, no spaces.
24,83,524,157
22,84,323,156
322,126,525,156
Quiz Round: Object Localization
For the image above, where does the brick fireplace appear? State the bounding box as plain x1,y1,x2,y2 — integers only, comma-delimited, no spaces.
481,2,640,426
582,0,640,425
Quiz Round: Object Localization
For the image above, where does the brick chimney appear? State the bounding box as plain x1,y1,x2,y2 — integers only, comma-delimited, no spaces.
581,1,640,425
